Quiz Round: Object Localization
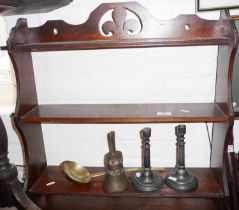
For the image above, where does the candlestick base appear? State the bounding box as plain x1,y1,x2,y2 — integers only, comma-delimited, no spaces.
165,167,198,191
132,170,164,192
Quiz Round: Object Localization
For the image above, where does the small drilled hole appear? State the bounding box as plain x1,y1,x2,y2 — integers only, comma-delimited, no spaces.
184,24,190,31
53,28,58,35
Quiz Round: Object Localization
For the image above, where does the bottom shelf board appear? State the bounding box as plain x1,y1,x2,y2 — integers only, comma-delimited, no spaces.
34,197,220,210
30,166,223,199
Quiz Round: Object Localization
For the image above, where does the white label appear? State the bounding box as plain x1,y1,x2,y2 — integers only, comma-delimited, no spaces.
46,181,56,186
179,109,190,113
157,112,172,116
227,145,234,153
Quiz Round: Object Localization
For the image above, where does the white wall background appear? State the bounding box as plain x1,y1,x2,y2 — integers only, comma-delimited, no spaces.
0,17,16,114
1,0,238,171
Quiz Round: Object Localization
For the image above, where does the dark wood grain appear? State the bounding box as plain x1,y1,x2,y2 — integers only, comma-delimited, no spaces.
7,3,235,52
9,50,38,117
12,119,47,190
34,196,220,210
28,166,222,210
211,10,239,210
13,38,232,51
30,166,223,198
19,103,228,123
8,48,47,190
225,124,239,210
8,22,48,190
210,122,229,194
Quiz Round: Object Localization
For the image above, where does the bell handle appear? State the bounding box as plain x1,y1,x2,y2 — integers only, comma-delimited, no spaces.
107,131,116,153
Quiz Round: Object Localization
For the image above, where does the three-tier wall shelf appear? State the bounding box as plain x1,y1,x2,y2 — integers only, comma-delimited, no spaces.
7,2,239,210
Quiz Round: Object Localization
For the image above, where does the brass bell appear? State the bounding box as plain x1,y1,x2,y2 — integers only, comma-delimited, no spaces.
103,131,129,193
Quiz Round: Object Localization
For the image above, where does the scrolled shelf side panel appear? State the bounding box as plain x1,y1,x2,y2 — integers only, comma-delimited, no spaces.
8,19,38,116
12,119,47,190
8,33,47,190
210,122,229,194
214,10,238,117
8,50,37,117
211,10,239,210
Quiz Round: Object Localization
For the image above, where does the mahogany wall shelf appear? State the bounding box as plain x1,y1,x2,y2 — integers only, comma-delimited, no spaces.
0,0,72,16
7,2,239,210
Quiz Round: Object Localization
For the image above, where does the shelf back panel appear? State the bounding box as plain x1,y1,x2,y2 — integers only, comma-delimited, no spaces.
8,2,235,51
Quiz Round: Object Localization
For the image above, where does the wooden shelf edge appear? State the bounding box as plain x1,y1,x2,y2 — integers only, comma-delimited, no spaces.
29,166,224,199
33,197,220,210
7,3,234,52
18,103,229,123
34,196,222,210
12,37,232,52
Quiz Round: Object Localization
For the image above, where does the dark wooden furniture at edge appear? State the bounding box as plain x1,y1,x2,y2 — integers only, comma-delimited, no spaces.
5,2,239,210
0,117,41,209
0,0,73,15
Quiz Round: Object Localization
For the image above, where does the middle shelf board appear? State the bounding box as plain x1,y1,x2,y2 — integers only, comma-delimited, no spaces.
30,166,223,198
19,103,228,123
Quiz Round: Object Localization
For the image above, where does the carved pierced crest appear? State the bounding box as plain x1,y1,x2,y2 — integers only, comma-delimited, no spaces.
101,7,142,37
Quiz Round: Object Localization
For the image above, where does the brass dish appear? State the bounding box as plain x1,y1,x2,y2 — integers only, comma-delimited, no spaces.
60,160,165,184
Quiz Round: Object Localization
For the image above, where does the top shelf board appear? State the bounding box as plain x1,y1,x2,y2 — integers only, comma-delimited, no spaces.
8,2,236,51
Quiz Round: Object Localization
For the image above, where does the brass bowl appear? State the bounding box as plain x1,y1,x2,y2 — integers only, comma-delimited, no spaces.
60,160,92,183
